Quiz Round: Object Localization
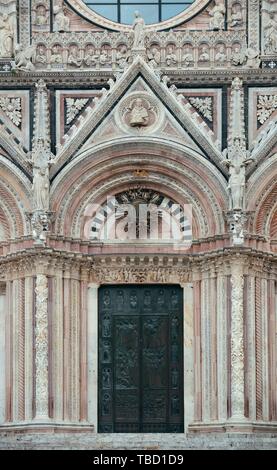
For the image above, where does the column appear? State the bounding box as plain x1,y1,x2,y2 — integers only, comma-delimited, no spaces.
0,285,5,424
87,283,99,430
201,275,211,422
24,276,34,421
216,271,228,422
229,261,246,421
246,275,256,420
52,270,64,421
34,274,50,420
182,283,194,433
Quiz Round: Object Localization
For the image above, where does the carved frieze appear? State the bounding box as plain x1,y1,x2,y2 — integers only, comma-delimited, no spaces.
31,30,250,71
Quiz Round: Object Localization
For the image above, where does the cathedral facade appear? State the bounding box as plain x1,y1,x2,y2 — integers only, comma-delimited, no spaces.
0,0,277,448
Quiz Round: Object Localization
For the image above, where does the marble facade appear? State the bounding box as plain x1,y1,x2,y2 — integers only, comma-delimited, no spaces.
0,0,276,447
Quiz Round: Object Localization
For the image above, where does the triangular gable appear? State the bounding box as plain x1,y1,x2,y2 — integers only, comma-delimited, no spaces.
80,77,205,156
51,57,225,178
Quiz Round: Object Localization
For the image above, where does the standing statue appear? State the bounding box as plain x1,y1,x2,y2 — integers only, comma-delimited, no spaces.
0,13,14,57
209,0,226,31
132,11,145,49
223,137,253,210
32,164,50,212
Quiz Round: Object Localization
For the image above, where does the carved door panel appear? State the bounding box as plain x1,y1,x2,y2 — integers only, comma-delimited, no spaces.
98,285,183,433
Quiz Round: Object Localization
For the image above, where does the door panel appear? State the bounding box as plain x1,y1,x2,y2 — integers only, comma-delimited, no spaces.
98,285,183,433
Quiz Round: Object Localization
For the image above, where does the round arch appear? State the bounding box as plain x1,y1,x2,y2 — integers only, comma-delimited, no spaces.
51,140,228,240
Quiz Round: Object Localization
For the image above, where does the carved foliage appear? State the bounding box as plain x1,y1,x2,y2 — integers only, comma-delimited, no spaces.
0,97,21,127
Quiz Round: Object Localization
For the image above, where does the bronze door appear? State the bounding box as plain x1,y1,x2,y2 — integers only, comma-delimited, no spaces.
98,285,184,433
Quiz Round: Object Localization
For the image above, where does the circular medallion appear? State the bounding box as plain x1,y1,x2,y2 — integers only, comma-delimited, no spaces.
115,91,163,135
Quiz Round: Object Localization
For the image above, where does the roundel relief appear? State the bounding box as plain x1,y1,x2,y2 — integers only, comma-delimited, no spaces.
115,92,163,135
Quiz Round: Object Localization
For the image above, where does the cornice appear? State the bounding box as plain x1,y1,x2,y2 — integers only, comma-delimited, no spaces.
0,69,276,87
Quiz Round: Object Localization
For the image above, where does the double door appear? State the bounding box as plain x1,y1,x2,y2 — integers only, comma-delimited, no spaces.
98,285,184,433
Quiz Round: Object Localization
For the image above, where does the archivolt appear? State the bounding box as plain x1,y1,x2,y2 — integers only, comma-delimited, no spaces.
246,153,277,238
0,156,32,238
51,140,228,239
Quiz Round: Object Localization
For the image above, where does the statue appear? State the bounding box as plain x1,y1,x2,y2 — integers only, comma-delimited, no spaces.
116,44,130,69
0,13,14,57
129,98,149,127
165,46,177,67
35,5,48,26
223,137,253,210
35,45,47,65
32,164,50,212
132,11,145,49
215,45,227,63
147,46,161,68
14,44,35,71
67,45,82,67
199,45,210,62
53,4,70,32
182,47,194,67
209,0,226,31
230,212,245,246
231,44,246,66
230,2,243,28
50,45,62,64
246,43,260,68
264,13,277,53
83,46,98,67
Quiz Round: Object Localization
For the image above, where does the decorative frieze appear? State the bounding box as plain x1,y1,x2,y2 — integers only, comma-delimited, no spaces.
31,30,250,71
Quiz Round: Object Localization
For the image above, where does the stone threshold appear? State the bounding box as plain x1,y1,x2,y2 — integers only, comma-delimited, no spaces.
0,432,277,450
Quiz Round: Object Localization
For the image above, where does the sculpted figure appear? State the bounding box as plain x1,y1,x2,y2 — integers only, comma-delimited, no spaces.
116,44,130,69
231,44,246,66
0,13,14,57
199,45,210,62
182,46,194,67
165,45,177,67
129,98,149,127
67,45,82,67
53,4,70,32
264,13,277,53
50,45,62,64
99,49,112,66
147,46,161,68
132,11,145,49
14,44,35,71
230,2,243,28
215,45,227,63
35,45,47,65
209,0,226,30
35,5,47,25
32,165,50,211
223,138,253,210
83,46,98,67
246,43,260,68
